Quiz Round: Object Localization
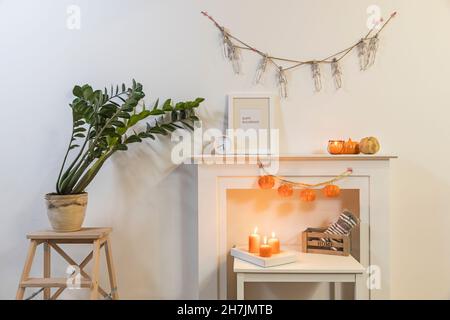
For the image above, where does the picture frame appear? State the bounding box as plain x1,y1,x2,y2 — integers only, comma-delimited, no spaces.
227,93,276,155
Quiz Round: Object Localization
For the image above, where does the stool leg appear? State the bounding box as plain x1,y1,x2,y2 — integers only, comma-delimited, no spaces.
104,237,119,300
16,240,38,300
89,240,101,300
43,241,51,300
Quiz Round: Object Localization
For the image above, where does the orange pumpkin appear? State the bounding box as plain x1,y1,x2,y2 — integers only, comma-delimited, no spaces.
343,139,359,154
258,175,275,189
322,184,341,197
299,189,316,202
278,184,293,197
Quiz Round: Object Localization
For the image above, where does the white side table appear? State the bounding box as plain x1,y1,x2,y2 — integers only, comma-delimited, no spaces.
234,252,365,300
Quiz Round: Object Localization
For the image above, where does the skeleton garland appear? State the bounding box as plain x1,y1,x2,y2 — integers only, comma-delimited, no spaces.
277,67,288,98
331,58,342,89
221,29,241,74
202,11,396,98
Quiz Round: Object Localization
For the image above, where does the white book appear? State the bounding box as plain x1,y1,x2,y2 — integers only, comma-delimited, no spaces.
231,246,298,268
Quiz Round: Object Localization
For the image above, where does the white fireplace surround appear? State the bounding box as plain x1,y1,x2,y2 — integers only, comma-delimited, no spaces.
192,154,396,300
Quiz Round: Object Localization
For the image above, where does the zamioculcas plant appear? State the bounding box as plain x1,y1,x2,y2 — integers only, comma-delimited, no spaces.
46,80,204,232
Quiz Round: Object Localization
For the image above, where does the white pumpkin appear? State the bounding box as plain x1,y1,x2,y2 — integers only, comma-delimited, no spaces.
359,137,380,154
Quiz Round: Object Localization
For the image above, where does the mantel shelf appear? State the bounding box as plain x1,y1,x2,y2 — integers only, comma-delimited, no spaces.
191,154,397,162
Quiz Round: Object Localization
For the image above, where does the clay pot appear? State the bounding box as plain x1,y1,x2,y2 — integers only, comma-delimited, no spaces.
45,193,87,232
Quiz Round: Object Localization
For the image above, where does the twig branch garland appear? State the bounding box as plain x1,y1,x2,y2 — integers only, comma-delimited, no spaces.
201,11,397,97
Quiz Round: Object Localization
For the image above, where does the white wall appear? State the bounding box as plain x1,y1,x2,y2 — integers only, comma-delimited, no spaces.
0,0,449,299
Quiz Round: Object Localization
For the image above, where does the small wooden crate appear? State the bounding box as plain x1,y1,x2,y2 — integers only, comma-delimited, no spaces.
302,227,350,256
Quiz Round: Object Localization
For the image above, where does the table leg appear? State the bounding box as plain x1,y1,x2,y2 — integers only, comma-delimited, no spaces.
354,273,364,300
43,241,51,300
331,282,343,300
236,273,244,300
89,240,101,300
16,240,38,300
105,237,119,300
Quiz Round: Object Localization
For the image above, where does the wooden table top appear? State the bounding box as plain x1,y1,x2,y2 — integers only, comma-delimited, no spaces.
27,227,112,240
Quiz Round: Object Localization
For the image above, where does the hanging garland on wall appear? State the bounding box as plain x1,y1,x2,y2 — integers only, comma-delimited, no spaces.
201,11,397,97
257,162,353,202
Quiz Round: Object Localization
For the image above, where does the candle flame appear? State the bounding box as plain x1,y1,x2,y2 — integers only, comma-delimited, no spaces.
253,227,258,234
263,235,267,244
271,231,275,238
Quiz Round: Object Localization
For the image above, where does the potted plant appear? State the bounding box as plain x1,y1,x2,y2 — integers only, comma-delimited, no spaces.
48,80,204,232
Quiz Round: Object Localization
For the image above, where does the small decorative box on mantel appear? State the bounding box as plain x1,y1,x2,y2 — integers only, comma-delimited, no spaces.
302,228,350,256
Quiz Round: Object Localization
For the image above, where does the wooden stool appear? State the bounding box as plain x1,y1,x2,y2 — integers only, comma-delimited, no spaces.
16,227,118,300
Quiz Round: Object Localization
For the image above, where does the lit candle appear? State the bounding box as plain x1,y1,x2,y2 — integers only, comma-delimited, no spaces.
259,236,272,258
248,227,260,253
268,232,280,254
327,140,345,155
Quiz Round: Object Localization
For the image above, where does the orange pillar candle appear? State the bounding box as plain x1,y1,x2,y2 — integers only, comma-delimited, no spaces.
248,227,260,253
268,232,280,254
259,236,272,258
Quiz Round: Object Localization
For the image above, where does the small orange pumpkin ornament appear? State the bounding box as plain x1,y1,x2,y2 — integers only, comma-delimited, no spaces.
258,175,275,189
278,184,293,197
299,189,316,202
322,184,341,197
343,139,359,154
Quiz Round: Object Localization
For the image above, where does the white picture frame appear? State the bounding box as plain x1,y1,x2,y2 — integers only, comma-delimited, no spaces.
227,93,276,155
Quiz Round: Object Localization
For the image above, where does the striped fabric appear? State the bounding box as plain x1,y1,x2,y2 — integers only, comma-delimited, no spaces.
322,210,359,251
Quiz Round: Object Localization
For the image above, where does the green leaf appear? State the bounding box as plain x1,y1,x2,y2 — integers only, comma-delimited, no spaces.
152,99,160,110
73,127,86,133
111,120,125,128
74,120,85,127
127,114,140,128
116,144,128,151
74,133,85,138
175,102,185,110
161,124,176,132
149,109,165,116
162,99,172,110
125,135,142,144
116,127,127,135
181,121,194,131
82,86,94,100
73,85,83,98
117,112,130,119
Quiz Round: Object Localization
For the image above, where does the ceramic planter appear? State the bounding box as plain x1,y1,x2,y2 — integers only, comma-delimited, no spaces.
45,193,87,232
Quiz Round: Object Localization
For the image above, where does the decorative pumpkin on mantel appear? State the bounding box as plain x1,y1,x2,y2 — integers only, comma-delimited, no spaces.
343,138,359,154
359,137,380,154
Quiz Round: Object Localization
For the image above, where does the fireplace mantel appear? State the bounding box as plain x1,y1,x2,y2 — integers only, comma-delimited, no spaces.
191,154,396,300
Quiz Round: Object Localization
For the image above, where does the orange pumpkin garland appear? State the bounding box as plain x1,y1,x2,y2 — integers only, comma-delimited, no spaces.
322,184,341,197
278,184,293,197
258,175,275,189
299,189,316,202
